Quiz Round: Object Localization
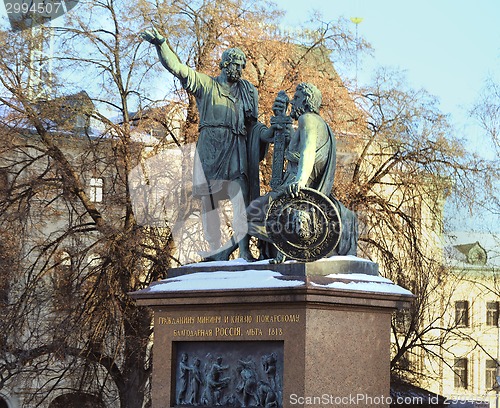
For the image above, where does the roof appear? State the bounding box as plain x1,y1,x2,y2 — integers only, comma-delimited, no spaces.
0,91,102,136
452,241,488,265
34,90,95,131
445,232,500,268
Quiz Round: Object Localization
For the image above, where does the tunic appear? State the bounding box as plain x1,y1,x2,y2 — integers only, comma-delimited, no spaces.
181,67,259,197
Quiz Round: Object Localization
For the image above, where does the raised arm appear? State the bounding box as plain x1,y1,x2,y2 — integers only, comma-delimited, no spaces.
140,26,189,79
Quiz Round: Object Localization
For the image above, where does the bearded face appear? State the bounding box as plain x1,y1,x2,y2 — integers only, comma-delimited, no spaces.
224,62,243,83
290,104,306,120
290,90,307,119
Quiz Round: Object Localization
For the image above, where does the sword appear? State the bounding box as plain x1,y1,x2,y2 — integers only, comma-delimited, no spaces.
270,91,292,190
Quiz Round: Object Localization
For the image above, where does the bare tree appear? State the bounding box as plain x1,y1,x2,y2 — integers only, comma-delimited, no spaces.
0,0,363,406
341,68,499,383
2,0,495,405
470,76,500,223
472,77,500,156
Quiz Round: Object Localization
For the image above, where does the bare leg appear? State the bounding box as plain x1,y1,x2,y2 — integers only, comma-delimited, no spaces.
201,194,222,251
228,178,256,261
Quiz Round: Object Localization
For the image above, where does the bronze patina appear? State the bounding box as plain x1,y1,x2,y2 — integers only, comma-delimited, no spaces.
141,27,270,261
266,187,341,262
142,26,357,263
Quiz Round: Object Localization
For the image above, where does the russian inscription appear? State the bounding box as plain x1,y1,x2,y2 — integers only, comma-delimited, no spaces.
161,312,297,406
159,312,300,339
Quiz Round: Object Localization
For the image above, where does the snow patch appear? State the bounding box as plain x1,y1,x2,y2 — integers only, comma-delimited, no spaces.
311,279,412,295
148,270,304,292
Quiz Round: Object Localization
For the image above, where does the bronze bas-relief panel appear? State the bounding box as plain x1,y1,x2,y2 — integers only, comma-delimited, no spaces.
173,341,283,408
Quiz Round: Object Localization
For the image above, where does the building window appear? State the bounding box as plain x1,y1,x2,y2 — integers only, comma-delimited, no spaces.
52,251,75,311
487,302,499,326
455,301,469,327
454,358,468,389
0,169,9,199
89,177,103,203
486,359,498,390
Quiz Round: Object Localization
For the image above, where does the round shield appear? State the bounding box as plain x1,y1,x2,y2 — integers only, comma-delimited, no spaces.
265,187,342,262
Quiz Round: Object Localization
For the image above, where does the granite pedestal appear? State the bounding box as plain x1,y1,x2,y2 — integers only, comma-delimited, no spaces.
130,256,413,408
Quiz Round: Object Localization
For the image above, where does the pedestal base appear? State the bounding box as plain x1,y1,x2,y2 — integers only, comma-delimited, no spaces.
130,257,413,408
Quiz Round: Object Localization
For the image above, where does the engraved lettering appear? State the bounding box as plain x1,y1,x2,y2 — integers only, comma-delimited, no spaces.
230,315,253,324
246,328,263,336
215,327,241,337
160,316,196,325
173,329,213,337
268,327,283,336
197,316,222,324
256,314,300,323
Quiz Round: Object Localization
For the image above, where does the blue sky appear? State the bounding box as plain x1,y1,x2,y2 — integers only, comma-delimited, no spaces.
273,0,500,153
1,0,498,139
273,0,500,233
0,0,497,231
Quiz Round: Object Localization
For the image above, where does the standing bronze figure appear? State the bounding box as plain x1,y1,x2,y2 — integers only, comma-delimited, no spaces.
141,27,269,261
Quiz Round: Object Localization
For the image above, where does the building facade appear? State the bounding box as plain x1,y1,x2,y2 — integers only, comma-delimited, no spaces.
422,233,500,407
0,93,129,408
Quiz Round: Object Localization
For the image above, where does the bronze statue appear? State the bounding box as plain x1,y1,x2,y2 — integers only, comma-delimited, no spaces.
257,381,279,408
141,27,269,261
236,358,259,407
247,83,358,262
173,346,283,407
141,25,357,262
262,353,277,390
205,356,230,405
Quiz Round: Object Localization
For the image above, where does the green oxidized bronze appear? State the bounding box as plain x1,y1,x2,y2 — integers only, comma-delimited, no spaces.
142,27,358,263
141,26,270,262
248,83,358,263
266,187,341,262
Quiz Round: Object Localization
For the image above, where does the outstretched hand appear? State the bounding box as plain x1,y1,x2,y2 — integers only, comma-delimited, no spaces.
140,26,165,46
